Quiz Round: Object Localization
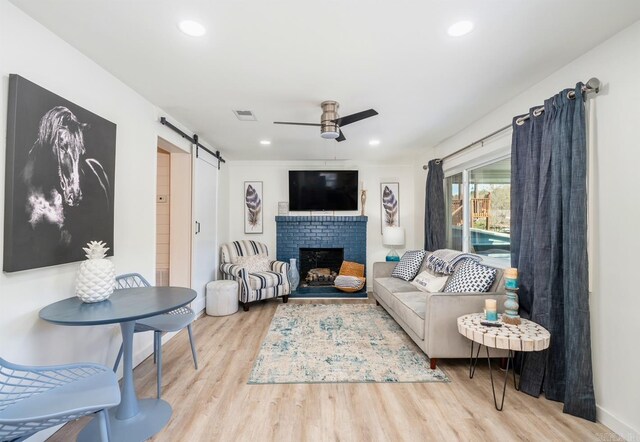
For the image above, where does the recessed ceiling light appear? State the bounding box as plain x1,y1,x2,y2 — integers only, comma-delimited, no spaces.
369,139,380,146
447,20,474,37
178,20,206,37
260,140,271,145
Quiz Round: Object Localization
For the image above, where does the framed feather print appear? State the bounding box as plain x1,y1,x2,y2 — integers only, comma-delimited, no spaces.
380,182,400,234
244,181,263,234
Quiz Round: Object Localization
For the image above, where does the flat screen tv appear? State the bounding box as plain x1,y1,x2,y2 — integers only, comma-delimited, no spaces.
289,170,358,211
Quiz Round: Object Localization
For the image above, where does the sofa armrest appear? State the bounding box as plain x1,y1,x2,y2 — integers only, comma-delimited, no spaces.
373,262,396,278
424,291,508,358
269,260,290,274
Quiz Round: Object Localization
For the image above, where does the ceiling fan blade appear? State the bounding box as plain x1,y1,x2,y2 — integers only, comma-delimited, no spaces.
333,109,378,127
336,130,346,142
273,121,321,126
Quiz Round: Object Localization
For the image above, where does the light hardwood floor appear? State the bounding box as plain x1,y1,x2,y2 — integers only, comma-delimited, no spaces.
51,297,617,441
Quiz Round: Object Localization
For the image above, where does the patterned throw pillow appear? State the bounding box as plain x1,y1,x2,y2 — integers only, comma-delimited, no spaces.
391,250,427,281
443,259,497,293
234,253,271,274
410,271,449,293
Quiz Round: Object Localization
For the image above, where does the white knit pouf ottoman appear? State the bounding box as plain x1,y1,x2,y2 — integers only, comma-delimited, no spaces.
206,280,239,316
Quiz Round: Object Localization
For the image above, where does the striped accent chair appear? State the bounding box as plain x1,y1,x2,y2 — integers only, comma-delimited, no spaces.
220,240,291,311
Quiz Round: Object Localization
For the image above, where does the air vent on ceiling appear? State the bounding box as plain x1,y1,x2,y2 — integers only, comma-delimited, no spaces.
233,110,257,121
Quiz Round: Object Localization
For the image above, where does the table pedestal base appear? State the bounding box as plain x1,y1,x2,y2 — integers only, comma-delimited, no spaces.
78,399,172,442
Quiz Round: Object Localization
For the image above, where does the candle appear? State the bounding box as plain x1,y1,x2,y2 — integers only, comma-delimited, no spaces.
505,267,518,290
485,298,498,321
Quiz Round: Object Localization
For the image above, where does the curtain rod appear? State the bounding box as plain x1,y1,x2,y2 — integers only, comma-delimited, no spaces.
422,77,601,170
160,117,226,166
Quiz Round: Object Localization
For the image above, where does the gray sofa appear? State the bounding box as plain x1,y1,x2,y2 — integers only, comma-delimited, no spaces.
372,256,508,368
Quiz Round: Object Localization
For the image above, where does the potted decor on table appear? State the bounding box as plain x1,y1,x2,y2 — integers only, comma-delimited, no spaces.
75,241,115,303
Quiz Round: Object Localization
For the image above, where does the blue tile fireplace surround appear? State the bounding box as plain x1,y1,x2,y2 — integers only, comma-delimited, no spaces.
275,216,368,278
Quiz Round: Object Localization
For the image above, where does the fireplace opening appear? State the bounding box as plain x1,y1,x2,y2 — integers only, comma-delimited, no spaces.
299,248,344,287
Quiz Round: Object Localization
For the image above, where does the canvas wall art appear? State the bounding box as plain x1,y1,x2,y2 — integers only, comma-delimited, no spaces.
380,182,400,234
3,74,116,272
244,181,263,234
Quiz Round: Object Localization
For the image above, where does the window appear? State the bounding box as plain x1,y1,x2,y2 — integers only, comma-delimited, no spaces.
445,157,511,261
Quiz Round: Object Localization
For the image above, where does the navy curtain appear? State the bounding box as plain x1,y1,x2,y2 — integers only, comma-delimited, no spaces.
511,83,595,421
424,159,445,251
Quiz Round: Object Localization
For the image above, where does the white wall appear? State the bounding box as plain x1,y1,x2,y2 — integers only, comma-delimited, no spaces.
226,161,417,285
416,21,640,439
0,2,217,439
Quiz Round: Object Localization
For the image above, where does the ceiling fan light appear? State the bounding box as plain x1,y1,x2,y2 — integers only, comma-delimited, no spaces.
321,131,340,139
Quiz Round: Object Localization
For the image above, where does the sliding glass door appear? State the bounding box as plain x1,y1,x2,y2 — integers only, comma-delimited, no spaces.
445,173,463,251
445,156,511,261
468,157,511,258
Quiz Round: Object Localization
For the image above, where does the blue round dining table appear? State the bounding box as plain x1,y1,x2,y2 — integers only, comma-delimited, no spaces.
39,286,196,442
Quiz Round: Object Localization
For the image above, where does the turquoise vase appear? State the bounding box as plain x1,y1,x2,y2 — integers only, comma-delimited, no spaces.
503,290,520,321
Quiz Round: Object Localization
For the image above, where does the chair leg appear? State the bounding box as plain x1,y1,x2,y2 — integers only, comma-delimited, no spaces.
283,295,289,303
243,303,249,312
113,344,124,373
97,408,111,442
430,358,438,370
187,324,198,370
153,331,159,364
155,331,162,399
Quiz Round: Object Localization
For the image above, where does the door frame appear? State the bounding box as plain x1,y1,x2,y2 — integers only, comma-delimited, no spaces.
157,136,192,288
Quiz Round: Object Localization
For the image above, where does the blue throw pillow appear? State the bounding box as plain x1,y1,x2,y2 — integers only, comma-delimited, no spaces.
391,250,427,281
443,259,497,293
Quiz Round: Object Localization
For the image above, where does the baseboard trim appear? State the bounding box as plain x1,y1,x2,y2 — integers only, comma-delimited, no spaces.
192,297,206,315
597,404,640,441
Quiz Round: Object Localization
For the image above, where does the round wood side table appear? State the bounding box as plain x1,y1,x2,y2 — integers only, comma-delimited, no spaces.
457,313,550,411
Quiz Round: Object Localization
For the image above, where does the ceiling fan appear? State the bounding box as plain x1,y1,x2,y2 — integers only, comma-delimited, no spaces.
273,101,378,142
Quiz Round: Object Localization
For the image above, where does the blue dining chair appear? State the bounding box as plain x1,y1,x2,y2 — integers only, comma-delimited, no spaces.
0,357,120,442
112,273,198,398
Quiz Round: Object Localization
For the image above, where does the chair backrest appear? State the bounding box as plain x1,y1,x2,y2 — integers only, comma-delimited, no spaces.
0,357,114,440
220,240,269,264
115,273,151,289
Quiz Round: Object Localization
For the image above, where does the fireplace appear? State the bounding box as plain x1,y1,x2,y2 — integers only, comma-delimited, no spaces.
300,248,344,287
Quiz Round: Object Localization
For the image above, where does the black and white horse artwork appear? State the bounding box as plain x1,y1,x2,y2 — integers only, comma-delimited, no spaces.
4,74,116,272
23,106,110,245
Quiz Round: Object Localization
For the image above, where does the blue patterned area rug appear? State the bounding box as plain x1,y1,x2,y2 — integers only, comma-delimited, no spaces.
248,303,449,384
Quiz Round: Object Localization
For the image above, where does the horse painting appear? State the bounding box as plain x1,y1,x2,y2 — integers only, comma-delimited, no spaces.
22,106,110,245
4,74,116,272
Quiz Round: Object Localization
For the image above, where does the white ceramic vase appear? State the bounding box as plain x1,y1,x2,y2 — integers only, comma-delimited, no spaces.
75,241,115,303
288,258,300,292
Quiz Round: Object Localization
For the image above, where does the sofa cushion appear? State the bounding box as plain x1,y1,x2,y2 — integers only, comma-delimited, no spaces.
392,292,427,339
444,259,497,293
391,250,427,281
248,271,285,290
375,277,420,295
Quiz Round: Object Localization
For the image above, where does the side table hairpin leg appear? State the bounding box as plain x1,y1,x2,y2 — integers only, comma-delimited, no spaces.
468,341,519,411
486,348,516,411
469,340,482,379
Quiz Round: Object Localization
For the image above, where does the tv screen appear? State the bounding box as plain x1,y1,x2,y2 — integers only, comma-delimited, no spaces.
289,170,358,211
